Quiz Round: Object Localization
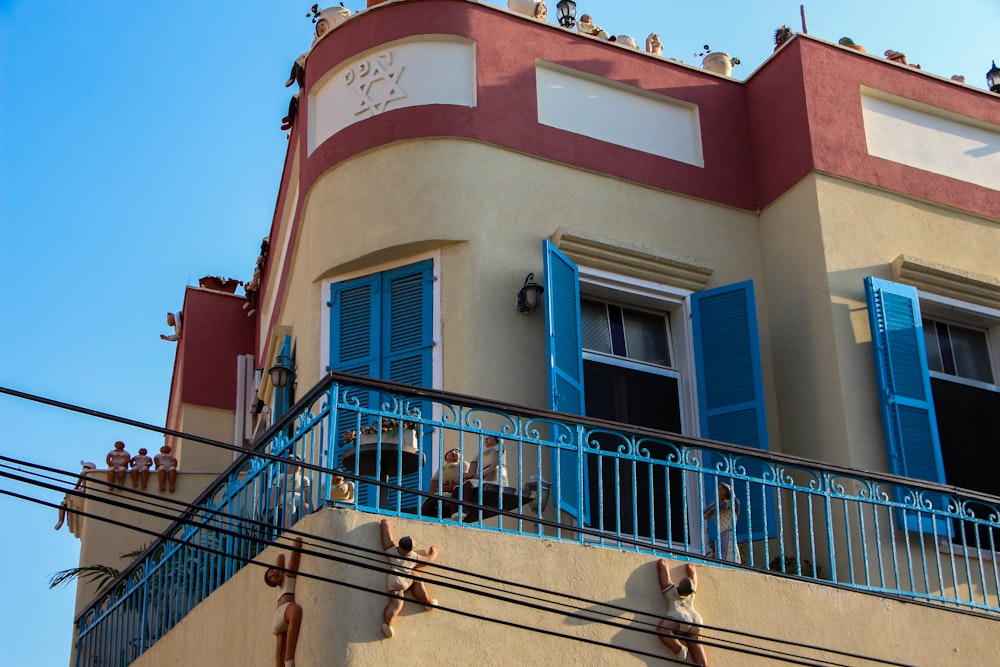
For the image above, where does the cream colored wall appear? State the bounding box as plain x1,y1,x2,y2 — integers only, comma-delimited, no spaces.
814,175,1000,472
72,471,220,615
268,138,780,449
174,404,239,472
758,178,851,464
131,509,999,667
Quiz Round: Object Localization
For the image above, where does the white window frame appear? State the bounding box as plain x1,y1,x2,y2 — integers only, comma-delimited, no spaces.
919,290,1000,394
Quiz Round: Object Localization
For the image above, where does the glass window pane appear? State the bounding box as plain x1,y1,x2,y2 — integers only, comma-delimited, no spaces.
948,324,994,384
622,307,670,367
922,318,943,374
581,299,611,354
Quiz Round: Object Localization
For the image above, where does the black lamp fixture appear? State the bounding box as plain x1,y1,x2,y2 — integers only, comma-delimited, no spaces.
516,273,545,314
268,353,296,388
988,61,1000,94
556,0,577,28
524,474,551,512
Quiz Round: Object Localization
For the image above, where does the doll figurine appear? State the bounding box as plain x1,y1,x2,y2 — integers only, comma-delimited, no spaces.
160,312,182,342
154,444,178,492
430,448,468,495
55,461,96,534
703,482,740,563
265,536,303,667
106,441,131,491
129,448,154,489
646,32,664,56
657,560,708,665
380,519,439,638
328,468,355,503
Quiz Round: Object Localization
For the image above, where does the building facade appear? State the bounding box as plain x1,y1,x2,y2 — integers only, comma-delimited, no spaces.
70,1,1000,664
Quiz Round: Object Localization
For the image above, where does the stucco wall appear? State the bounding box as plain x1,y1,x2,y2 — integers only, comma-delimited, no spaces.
73,471,221,616
269,138,780,448
130,509,998,666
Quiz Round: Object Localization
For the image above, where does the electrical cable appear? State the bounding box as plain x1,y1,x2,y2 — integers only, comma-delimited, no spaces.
0,382,938,666
3,458,916,667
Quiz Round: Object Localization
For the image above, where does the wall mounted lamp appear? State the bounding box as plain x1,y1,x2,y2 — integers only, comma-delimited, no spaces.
556,0,577,28
988,61,1000,94
524,475,551,512
268,353,296,388
516,273,545,315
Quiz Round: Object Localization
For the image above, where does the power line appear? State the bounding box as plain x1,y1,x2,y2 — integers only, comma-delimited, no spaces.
3,459,914,667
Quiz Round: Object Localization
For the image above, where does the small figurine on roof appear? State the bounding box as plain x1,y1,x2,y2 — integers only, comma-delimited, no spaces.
507,0,547,21
282,4,353,132
646,33,664,56
884,50,921,69
838,37,866,53
160,311,182,342
577,14,610,40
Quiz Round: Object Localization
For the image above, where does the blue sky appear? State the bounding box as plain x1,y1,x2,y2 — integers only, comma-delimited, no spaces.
1,1,997,664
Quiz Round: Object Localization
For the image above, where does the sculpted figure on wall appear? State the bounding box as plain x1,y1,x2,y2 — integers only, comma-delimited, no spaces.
380,519,439,638
657,560,708,665
265,536,303,667
55,461,96,536
283,5,353,132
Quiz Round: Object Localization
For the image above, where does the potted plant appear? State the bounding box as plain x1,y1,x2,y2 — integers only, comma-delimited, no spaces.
774,25,793,52
343,416,419,448
695,45,740,77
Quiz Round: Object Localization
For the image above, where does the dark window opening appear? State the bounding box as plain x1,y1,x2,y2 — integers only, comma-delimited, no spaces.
931,377,1000,547
583,360,684,542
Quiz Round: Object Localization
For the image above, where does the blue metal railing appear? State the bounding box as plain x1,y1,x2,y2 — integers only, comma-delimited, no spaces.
75,372,1000,665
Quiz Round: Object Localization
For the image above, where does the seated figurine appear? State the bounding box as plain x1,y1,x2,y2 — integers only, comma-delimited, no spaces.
507,0,547,20
327,468,356,504
577,15,610,40
431,448,468,495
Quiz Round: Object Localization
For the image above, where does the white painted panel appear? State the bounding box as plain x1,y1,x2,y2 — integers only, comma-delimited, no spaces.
862,89,1000,191
536,62,703,166
309,37,476,154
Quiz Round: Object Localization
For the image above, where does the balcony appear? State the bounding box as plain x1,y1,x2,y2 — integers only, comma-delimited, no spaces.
75,372,1000,665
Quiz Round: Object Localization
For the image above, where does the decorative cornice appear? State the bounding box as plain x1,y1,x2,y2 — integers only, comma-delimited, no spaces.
551,227,713,291
891,255,1000,310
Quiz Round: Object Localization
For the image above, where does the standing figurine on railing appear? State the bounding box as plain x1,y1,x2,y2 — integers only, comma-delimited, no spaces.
656,560,708,665
129,448,154,490
105,441,131,491
155,444,178,493
265,536,304,667
380,519,439,638
703,482,740,563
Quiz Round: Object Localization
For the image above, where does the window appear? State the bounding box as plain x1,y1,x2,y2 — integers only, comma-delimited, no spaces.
543,239,774,545
327,260,435,507
865,277,1000,544
923,318,995,385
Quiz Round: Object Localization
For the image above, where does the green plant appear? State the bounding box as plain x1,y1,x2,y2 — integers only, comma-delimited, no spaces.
768,555,824,579
49,546,147,592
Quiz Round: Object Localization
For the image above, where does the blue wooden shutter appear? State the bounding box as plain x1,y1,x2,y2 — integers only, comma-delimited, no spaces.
329,273,381,507
864,276,948,534
692,280,775,541
543,240,588,523
382,260,434,508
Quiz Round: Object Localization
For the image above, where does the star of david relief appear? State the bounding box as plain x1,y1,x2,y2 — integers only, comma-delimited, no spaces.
343,52,407,118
